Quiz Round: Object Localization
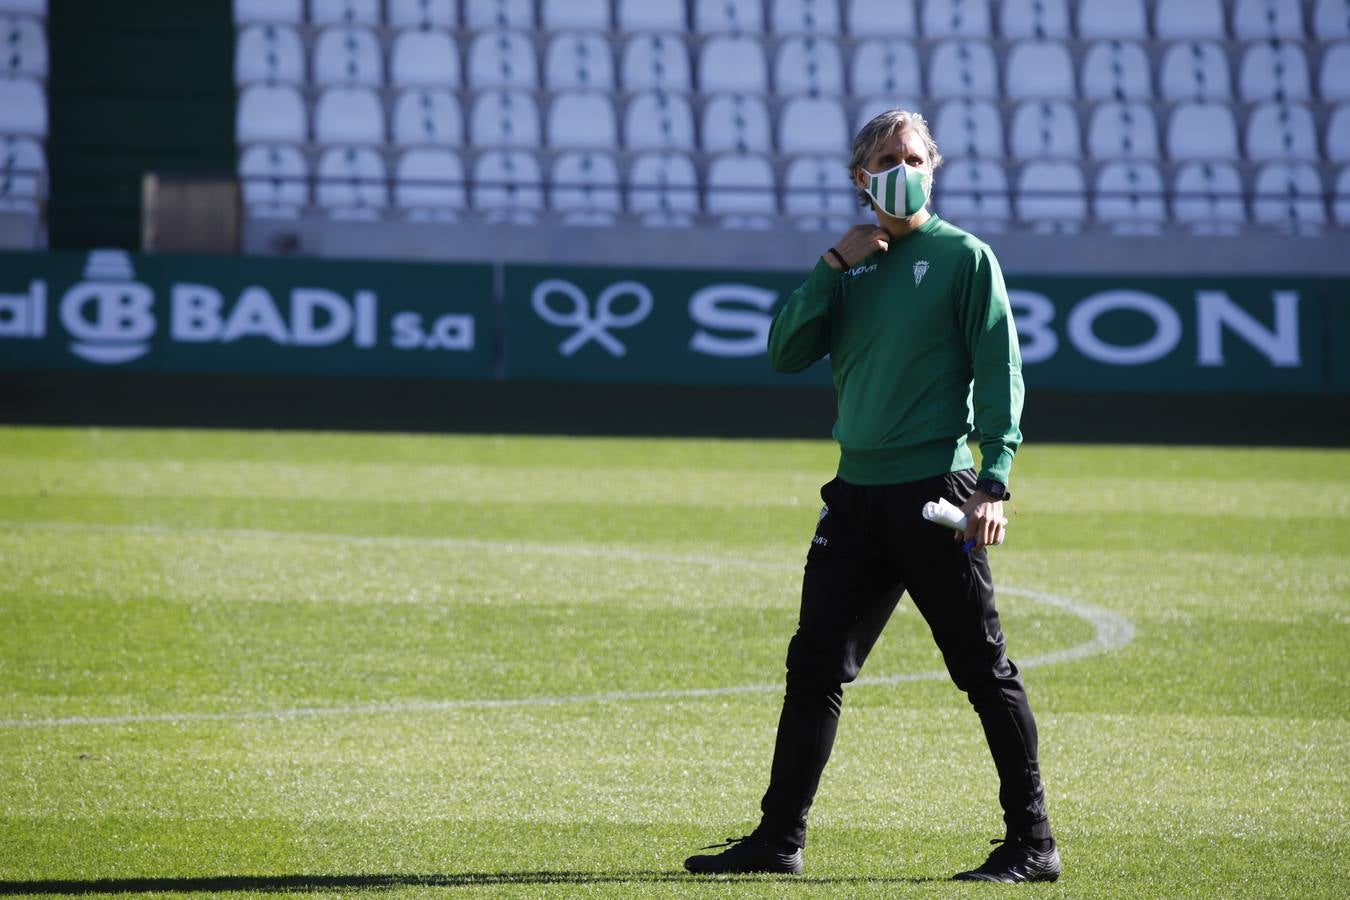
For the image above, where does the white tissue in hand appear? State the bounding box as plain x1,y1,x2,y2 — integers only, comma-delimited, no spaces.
922,497,968,531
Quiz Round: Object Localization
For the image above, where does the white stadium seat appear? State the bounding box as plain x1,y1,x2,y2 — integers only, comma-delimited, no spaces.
239,143,308,219
1000,0,1070,39
235,0,301,23
312,26,383,86
1016,160,1086,233
1238,41,1311,103
472,148,543,224
706,152,777,228
1076,0,1146,40
850,39,921,101
545,31,616,90
1233,0,1305,40
1160,41,1232,101
1004,40,1075,100
468,29,538,89
1335,165,1350,225
1253,161,1326,233
316,145,388,220
235,23,304,85
699,34,768,93
1080,40,1152,101
772,0,842,35
936,158,1010,232
2,14,46,78
391,88,464,146
783,155,854,232
542,0,610,30
314,85,386,144
236,83,305,143
547,90,618,149
775,36,845,96
621,32,692,92
1155,0,1226,40
779,95,849,154
927,40,998,98
1094,160,1165,234
469,89,540,147
1315,0,1350,40
701,92,772,153
695,0,763,34
934,98,1004,157
395,147,467,221
1166,101,1239,160
310,0,380,25
1173,161,1245,234
618,0,687,32
550,150,621,225
846,0,917,37
0,134,44,212
1327,103,1350,162
388,0,458,28
1245,101,1319,162
1087,100,1160,160
628,151,699,226
465,0,534,29
922,0,993,38
1321,42,1350,102
1009,100,1081,159
391,29,462,88
853,95,925,131
624,90,696,149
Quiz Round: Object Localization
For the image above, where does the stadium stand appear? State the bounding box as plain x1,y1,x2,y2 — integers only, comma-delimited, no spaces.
621,32,692,92
0,133,43,212
395,147,467,221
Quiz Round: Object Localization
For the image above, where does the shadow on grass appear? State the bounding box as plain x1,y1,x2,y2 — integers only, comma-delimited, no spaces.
0,870,948,894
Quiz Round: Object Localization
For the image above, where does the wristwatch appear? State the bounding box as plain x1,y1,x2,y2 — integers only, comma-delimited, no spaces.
974,478,1010,501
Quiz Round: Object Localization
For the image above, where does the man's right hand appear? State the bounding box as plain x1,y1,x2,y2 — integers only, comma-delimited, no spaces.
824,225,891,270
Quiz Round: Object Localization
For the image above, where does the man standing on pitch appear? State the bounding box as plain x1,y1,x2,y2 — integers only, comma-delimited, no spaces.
684,109,1060,883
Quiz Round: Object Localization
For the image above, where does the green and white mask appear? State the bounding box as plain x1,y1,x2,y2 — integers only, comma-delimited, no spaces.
860,161,931,218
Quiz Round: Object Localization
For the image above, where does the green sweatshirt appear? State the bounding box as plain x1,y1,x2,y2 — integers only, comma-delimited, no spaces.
767,214,1024,487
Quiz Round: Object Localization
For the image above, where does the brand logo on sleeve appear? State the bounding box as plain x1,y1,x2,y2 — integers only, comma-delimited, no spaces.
913,260,930,286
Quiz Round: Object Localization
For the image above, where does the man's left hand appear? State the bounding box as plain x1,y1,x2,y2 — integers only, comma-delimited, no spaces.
957,491,1007,550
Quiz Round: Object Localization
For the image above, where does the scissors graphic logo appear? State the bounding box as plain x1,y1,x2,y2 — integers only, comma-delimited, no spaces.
530,278,654,357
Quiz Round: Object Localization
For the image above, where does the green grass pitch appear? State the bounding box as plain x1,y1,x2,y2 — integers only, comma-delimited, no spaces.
1,426,1346,898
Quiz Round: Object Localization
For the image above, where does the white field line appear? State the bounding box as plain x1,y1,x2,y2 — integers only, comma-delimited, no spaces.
0,520,1135,730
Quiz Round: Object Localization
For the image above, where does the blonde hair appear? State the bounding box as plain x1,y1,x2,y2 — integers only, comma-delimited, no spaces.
848,109,944,208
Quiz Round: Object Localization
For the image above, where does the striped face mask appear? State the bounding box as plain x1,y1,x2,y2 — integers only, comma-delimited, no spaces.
860,162,931,218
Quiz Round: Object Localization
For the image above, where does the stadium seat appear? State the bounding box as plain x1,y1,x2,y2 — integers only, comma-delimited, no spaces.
701,92,772,153
1154,0,1226,40
395,147,466,221
850,39,921,100
312,25,383,86
1087,100,1160,159
783,155,854,232
235,83,305,143
1015,160,1086,233
699,34,769,93
1173,160,1246,234
780,95,849,154
549,150,622,225
1004,40,1075,100
621,32,692,92
465,0,534,29
234,0,301,24
845,0,917,37
1238,40,1311,103
239,143,308,219
314,86,386,144
922,0,992,38
316,146,388,220
1000,0,1069,39
391,29,462,88
545,31,616,91
775,35,845,96
467,29,539,89
1159,41,1232,101
542,0,609,30
1334,165,1350,225
927,40,998,98
469,89,541,147
1321,42,1350,102
1233,0,1305,40
706,152,777,228
0,133,44,212
772,0,842,35
1076,0,1146,40
853,94,925,130
1009,100,1081,159
2,14,46,78
1080,40,1152,101
695,0,763,34
1327,103,1350,162
1166,101,1240,160
1252,161,1326,234
547,90,618,149
1245,101,1318,162
1094,160,1165,234
934,98,1005,157
618,0,688,32
234,23,303,86
472,148,544,224
936,158,1010,232
624,90,696,149
391,88,464,146
627,150,699,226
310,0,380,25
388,0,458,29
1315,0,1350,40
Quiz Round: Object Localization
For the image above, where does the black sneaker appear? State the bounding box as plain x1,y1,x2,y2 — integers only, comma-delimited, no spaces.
952,836,1062,883
683,835,803,875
